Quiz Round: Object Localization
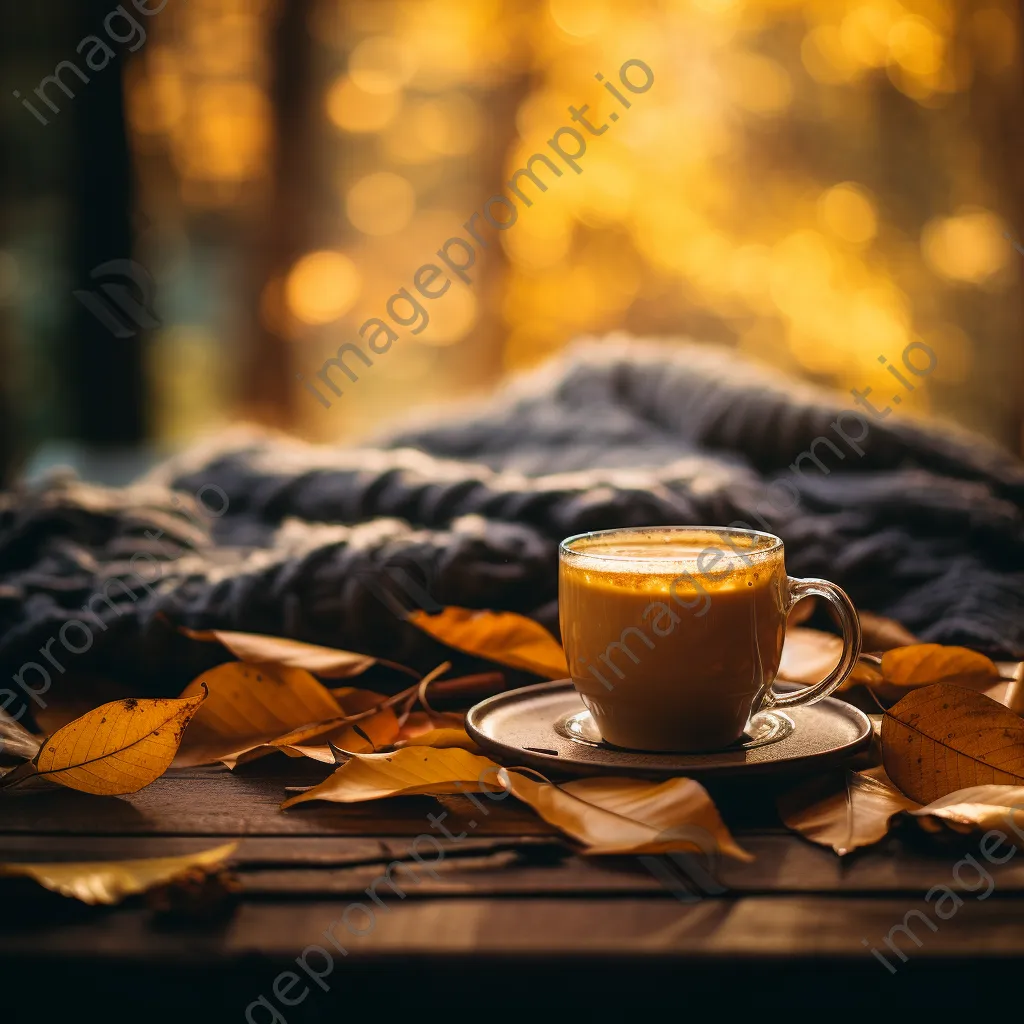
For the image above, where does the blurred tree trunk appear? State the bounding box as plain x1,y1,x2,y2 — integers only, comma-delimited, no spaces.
241,0,317,427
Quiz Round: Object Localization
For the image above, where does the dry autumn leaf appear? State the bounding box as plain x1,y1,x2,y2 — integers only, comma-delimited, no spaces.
779,765,920,855
782,773,1024,855
511,773,750,859
0,691,206,795
881,644,1000,688
281,746,749,859
281,745,495,805
175,662,345,767
393,728,479,751
274,687,401,763
0,842,237,905
783,633,1003,710
408,607,568,680
180,627,378,678
882,683,1024,803
394,711,478,752
324,687,401,751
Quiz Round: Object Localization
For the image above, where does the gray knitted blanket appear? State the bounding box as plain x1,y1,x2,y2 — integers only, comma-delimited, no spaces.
2,338,1022,715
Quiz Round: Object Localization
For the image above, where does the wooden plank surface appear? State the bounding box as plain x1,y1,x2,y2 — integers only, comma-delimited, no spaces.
4,833,1022,898
3,763,1023,1016
0,765,555,836
5,895,1024,961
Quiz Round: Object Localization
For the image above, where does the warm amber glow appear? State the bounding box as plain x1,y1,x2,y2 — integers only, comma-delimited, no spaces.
802,25,859,84
409,95,483,156
127,49,185,135
549,0,610,39
346,172,416,236
419,287,478,346
325,75,401,133
728,54,792,114
347,36,417,94
888,16,944,77
285,251,361,325
818,183,878,245
921,210,1011,284
840,5,893,68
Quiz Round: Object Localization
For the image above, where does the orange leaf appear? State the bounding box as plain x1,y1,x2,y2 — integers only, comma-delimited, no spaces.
882,684,1024,803
779,765,919,855
180,628,376,678
880,644,1000,687
175,663,344,767
2,692,206,795
394,711,478,752
408,607,568,679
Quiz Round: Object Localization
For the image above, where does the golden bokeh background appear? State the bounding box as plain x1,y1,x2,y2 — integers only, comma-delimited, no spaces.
125,0,1021,450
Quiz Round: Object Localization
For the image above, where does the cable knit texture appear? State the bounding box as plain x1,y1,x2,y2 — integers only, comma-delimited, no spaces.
2,337,1023,706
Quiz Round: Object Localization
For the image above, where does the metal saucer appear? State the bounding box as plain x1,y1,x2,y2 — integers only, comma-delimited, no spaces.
465,679,872,779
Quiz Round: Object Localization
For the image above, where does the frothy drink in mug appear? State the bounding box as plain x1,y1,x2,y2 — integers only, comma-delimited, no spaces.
558,527,862,752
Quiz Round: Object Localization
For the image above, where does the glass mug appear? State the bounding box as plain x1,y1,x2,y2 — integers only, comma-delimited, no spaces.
558,526,862,752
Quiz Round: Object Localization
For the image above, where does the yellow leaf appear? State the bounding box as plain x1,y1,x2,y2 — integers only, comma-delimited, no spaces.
281,745,489,804
225,687,402,765
783,634,1001,708
180,627,376,678
2,692,206,795
409,607,568,679
778,765,920,855
275,688,401,761
881,644,1000,687
396,728,480,752
882,683,1024,803
326,687,401,752
281,746,748,859
0,842,237,905
175,663,345,767
507,773,751,859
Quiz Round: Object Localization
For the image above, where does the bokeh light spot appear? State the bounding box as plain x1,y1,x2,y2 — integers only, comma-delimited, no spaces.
921,210,1011,284
285,251,361,325
818,183,878,245
348,36,417,94
325,75,400,133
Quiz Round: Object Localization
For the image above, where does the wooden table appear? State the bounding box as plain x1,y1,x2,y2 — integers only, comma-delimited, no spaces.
2,758,1021,1020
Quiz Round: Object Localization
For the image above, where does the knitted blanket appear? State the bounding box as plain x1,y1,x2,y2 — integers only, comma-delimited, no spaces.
2,338,1023,714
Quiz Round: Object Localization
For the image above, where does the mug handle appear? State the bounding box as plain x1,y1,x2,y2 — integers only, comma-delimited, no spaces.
763,577,862,710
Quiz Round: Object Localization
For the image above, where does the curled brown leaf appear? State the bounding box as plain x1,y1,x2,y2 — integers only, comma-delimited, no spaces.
882,683,1024,804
